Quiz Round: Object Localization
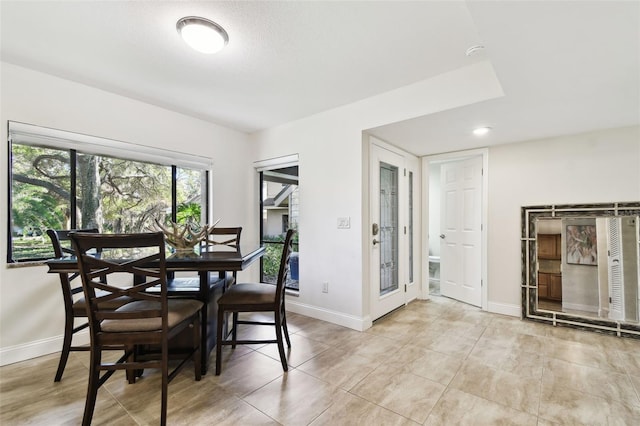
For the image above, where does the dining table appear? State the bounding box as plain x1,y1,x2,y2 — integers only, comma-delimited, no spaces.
46,241,266,374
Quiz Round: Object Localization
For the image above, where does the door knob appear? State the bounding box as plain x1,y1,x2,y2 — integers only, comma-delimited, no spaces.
373,239,380,245
439,234,445,239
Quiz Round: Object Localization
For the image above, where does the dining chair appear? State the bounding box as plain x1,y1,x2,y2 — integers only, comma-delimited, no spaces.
215,228,295,375
70,231,203,426
47,228,131,382
201,226,242,289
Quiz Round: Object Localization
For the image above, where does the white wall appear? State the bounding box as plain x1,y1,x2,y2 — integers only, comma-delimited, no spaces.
248,62,503,330
0,62,254,365
487,126,640,315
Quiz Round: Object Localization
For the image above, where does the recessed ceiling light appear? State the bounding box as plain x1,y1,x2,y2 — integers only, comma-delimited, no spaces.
176,16,229,54
473,126,492,136
465,45,485,57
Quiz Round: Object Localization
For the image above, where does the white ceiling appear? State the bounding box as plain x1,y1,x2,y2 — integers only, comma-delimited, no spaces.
1,1,638,156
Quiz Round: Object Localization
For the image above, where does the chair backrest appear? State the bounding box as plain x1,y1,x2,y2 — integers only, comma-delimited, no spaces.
47,228,99,258
202,227,242,251
275,229,296,302
47,228,101,301
70,232,167,335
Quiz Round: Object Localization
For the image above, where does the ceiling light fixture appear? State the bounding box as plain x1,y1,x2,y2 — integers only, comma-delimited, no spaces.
473,126,492,136
465,44,485,57
176,16,228,54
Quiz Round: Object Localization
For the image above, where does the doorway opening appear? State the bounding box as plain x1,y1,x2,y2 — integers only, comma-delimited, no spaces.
425,150,488,309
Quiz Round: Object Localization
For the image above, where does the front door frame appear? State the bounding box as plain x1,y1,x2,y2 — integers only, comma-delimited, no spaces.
422,148,488,310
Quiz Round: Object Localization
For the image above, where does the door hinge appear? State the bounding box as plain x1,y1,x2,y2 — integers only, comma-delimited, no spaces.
609,297,612,303
404,226,407,234
404,284,407,292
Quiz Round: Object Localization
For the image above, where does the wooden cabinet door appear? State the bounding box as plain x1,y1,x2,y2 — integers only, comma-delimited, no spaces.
538,272,549,298
549,274,562,300
538,234,560,259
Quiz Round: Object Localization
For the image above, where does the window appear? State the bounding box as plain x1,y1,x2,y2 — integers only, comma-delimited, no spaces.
8,122,210,262
255,157,299,291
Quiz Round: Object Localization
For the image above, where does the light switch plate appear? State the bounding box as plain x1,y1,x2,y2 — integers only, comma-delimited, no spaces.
337,217,351,229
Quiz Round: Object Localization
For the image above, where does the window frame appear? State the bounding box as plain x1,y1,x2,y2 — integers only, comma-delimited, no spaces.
7,121,212,263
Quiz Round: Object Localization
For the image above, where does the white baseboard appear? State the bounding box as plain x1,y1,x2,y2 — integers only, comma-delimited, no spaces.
0,331,89,366
286,299,372,331
487,301,521,318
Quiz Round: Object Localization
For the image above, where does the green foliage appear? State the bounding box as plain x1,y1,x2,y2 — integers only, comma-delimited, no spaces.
177,202,202,224
262,232,299,283
10,142,205,261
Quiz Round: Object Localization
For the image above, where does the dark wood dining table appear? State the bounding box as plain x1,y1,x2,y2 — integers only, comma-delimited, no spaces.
46,242,265,374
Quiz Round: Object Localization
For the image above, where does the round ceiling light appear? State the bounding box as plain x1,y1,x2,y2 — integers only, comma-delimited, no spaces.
176,16,229,54
473,126,492,136
465,45,485,57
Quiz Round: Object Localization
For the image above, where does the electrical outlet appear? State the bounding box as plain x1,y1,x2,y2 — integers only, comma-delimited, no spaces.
322,282,329,293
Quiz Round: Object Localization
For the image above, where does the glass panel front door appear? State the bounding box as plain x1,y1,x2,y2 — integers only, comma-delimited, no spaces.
379,162,398,296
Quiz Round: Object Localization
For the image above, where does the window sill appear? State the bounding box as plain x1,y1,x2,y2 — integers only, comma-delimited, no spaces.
285,288,299,297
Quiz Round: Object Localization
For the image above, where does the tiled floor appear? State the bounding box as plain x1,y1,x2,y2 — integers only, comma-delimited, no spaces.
2,295,640,425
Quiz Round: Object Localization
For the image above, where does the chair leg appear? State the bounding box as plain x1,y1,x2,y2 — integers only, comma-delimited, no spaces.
54,314,75,382
193,313,202,381
215,307,225,375
82,349,101,426
274,310,288,372
281,308,291,348
231,312,238,348
161,341,168,426
126,345,137,384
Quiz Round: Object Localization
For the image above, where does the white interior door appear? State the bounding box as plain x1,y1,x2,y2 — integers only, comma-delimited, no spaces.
439,156,482,307
370,144,406,320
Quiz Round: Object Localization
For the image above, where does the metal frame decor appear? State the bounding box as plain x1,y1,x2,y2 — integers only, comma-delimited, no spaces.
521,202,640,338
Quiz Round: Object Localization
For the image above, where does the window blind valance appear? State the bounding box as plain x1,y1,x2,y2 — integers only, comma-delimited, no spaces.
8,121,213,170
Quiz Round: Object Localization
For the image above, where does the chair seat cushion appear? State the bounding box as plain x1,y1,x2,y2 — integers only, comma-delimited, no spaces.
72,290,131,315
218,283,276,306
101,299,203,332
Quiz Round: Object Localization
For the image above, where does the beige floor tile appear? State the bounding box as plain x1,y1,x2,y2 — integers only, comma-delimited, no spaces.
257,333,331,367
296,320,364,347
309,390,418,426
539,378,640,425
616,346,640,376
422,333,477,358
5,306,640,425
543,357,640,407
296,346,380,390
424,388,537,426
350,367,445,423
335,332,401,360
243,369,338,426
401,347,463,386
630,374,640,404
168,379,278,425
366,317,422,342
546,326,630,350
286,312,326,334
468,340,544,379
479,326,548,354
384,305,442,325
211,350,286,397
449,360,540,415
543,337,628,373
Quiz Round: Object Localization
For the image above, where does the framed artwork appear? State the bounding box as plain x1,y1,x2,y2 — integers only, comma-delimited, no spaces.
565,225,597,265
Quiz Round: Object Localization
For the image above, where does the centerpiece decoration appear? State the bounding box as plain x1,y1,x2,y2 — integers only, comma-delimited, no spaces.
154,218,221,253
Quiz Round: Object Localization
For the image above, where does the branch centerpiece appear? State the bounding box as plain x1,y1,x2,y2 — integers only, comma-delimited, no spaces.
154,218,221,253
